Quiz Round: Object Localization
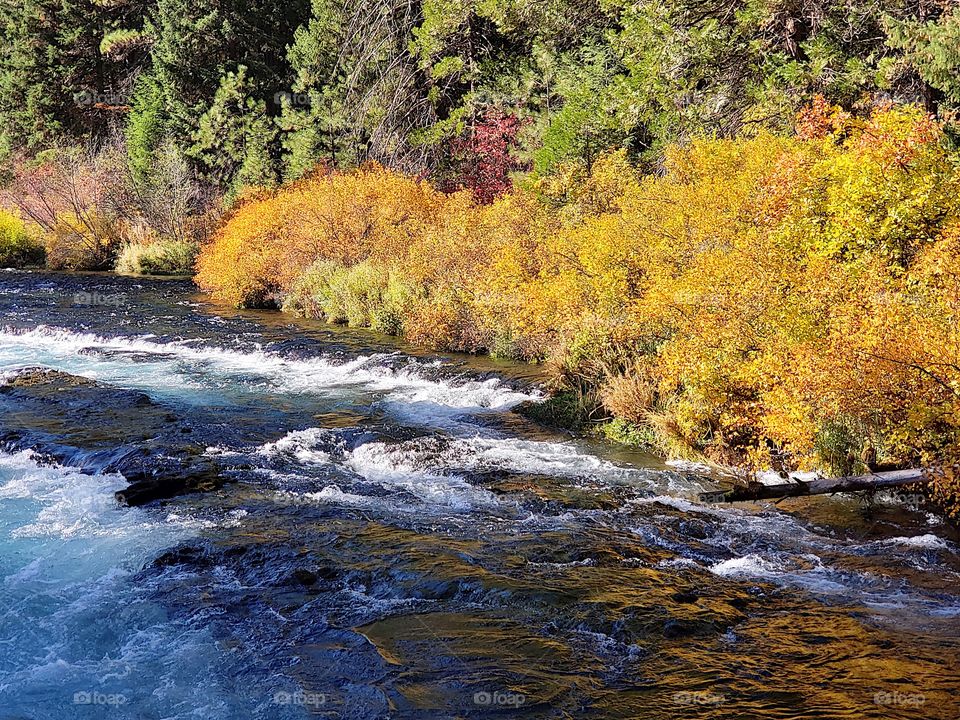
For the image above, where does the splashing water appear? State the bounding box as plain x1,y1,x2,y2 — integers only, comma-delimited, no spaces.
1,272,958,719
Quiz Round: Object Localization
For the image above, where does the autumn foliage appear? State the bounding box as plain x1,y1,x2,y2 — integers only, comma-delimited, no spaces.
196,166,451,307
448,109,527,203
196,105,960,508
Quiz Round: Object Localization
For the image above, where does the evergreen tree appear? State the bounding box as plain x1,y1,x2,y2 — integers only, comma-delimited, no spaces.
888,6,960,110
281,0,434,174
0,0,146,151
278,0,349,178
190,66,277,195
148,0,311,144
126,72,167,180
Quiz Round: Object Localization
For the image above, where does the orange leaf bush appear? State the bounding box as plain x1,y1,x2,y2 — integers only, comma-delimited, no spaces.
196,105,960,508
195,166,451,307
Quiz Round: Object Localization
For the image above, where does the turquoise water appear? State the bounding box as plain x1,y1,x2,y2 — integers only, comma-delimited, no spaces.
0,451,258,717
1,271,958,719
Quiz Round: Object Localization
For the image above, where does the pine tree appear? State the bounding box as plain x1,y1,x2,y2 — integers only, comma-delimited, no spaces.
148,0,311,143
281,0,434,175
888,7,960,110
0,0,145,151
190,66,277,195
126,72,167,180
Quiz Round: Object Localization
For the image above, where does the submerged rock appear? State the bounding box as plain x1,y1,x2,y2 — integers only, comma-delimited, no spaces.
0,366,230,505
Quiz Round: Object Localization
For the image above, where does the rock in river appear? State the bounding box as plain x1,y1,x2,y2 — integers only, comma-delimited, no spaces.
0,367,229,505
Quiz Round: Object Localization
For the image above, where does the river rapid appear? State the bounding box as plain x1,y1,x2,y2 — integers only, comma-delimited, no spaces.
0,271,958,720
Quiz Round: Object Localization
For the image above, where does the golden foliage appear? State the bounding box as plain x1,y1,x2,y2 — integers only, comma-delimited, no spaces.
44,212,122,271
196,106,960,497
195,166,449,307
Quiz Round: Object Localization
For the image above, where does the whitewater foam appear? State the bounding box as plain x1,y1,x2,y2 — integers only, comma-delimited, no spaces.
0,325,540,414
881,534,952,551
257,427,338,465
260,429,670,488
0,450,256,717
250,429,683,511
344,442,498,510
710,554,782,578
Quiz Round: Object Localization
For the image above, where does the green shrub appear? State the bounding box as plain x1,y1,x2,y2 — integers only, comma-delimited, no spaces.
338,262,389,326
115,239,198,275
0,211,44,267
813,417,871,477
283,260,412,335
369,276,415,336
283,260,346,321
597,418,656,449
516,391,592,430
488,329,523,360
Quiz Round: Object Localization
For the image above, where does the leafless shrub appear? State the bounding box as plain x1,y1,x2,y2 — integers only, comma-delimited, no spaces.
0,135,220,270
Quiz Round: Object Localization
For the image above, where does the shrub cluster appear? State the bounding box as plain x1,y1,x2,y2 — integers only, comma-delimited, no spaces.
115,237,197,275
0,210,45,268
1,143,212,273
197,105,960,502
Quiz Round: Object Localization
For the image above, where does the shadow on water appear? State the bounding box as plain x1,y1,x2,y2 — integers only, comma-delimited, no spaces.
0,270,958,719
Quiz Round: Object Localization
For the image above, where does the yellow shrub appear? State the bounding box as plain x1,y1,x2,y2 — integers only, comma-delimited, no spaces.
0,210,45,267
195,166,449,307
45,212,121,270
194,106,960,492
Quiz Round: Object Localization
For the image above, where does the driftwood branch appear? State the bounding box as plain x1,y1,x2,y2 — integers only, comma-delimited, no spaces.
699,469,927,503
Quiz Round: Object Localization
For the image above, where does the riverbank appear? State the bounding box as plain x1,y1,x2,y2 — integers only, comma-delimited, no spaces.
194,106,960,517
4,105,959,517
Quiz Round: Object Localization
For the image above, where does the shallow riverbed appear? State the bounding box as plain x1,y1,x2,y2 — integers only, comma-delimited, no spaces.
1,270,958,719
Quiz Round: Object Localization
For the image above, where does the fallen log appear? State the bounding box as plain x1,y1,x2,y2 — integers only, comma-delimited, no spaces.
698,469,927,504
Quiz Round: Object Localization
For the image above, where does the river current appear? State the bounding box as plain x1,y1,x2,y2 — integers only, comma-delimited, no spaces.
0,271,958,719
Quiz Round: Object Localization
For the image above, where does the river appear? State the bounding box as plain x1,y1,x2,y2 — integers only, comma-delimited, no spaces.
0,271,958,719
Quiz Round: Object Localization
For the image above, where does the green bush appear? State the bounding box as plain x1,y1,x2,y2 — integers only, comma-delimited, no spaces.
115,239,198,275
283,260,347,321
283,260,412,335
516,391,592,430
369,277,414,336
812,417,887,477
598,418,656,449
0,211,44,267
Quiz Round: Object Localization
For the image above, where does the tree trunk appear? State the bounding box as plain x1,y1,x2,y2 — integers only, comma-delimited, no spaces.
698,469,926,504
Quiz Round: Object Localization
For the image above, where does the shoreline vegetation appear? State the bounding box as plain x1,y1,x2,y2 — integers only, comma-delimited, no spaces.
194,106,960,518
1,1,959,514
